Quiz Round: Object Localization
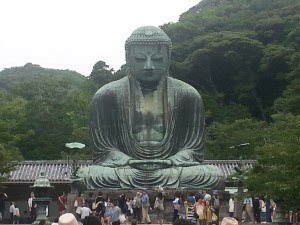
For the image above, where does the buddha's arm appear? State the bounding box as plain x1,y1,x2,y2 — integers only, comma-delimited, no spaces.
169,150,201,167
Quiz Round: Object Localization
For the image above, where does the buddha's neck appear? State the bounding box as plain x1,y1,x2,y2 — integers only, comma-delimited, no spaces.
131,77,166,96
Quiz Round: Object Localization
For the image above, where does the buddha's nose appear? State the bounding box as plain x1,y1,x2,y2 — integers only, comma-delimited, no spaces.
144,58,154,70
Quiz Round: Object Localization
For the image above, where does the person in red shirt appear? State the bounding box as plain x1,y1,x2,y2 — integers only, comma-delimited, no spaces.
58,192,67,215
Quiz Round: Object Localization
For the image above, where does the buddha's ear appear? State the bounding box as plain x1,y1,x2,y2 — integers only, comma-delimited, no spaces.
125,45,132,66
125,48,134,77
164,45,171,75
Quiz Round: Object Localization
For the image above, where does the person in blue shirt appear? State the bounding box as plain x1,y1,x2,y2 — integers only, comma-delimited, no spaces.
104,201,122,225
141,191,151,224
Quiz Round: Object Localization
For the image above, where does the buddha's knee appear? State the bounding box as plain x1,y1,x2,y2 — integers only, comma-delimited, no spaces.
179,165,224,189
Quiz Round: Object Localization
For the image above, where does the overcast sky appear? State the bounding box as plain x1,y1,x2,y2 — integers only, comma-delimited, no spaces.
0,0,200,76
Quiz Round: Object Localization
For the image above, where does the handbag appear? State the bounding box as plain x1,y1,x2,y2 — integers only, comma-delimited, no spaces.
212,213,218,222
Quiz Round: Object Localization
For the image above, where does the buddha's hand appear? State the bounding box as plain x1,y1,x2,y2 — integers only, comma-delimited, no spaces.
100,151,131,167
128,159,173,170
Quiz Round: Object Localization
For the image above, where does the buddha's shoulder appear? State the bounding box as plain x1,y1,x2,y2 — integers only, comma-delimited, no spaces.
93,77,129,97
167,77,200,97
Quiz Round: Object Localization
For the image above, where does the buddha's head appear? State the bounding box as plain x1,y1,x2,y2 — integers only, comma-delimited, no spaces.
125,26,172,84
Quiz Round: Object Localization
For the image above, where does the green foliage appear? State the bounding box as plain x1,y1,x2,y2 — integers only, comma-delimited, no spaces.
202,93,251,124
88,61,127,92
10,77,91,160
205,118,266,160
254,17,285,44
273,78,300,114
0,92,29,152
0,92,25,188
89,61,114,87
163,0,299,121
247,113,300,210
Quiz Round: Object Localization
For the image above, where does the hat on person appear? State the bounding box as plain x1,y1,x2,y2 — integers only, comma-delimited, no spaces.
221,217,238,225
136,192,142,197
58,213,78,225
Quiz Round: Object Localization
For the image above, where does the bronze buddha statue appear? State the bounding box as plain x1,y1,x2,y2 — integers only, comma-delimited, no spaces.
77,26,225,189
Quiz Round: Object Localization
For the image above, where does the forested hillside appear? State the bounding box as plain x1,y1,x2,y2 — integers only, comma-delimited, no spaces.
161,0,299,209
161,0,299,160
0,63,90,160
0,63,86,91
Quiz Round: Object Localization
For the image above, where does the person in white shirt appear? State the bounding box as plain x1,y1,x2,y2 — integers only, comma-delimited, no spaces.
13,205,20,224
228,196,234,217
79,203,92,221
260,199,267,223
9,202,15,223
172,193,180,222
28,192,37,223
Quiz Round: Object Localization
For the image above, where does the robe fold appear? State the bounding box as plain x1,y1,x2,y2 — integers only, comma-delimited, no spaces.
77,76,224,189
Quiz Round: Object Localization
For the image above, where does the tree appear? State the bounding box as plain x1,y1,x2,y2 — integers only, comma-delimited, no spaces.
273,78,300,114
247,113,300,211
0,92,25,188
88,60,114,88
163,0,299,122
205,118,267,160
12,77,76,159
254,17,286,44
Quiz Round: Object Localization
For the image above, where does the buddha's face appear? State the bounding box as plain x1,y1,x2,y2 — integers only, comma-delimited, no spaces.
127,44,169,83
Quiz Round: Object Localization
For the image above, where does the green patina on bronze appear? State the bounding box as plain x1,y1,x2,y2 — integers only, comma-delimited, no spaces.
32,171,53,188
77,26,225,189
31,172,53,225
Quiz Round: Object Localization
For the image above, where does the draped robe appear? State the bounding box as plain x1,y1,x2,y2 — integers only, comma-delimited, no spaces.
77,76,224,189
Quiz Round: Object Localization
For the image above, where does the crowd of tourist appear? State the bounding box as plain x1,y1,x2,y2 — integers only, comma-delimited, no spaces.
71,191,153,225
242,196,277,223
0,192,37,224
64,189,221,225
172,190,220,225
1,190,299,225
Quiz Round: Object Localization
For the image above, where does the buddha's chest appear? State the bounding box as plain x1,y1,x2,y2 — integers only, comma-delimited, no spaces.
132,90,165,144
